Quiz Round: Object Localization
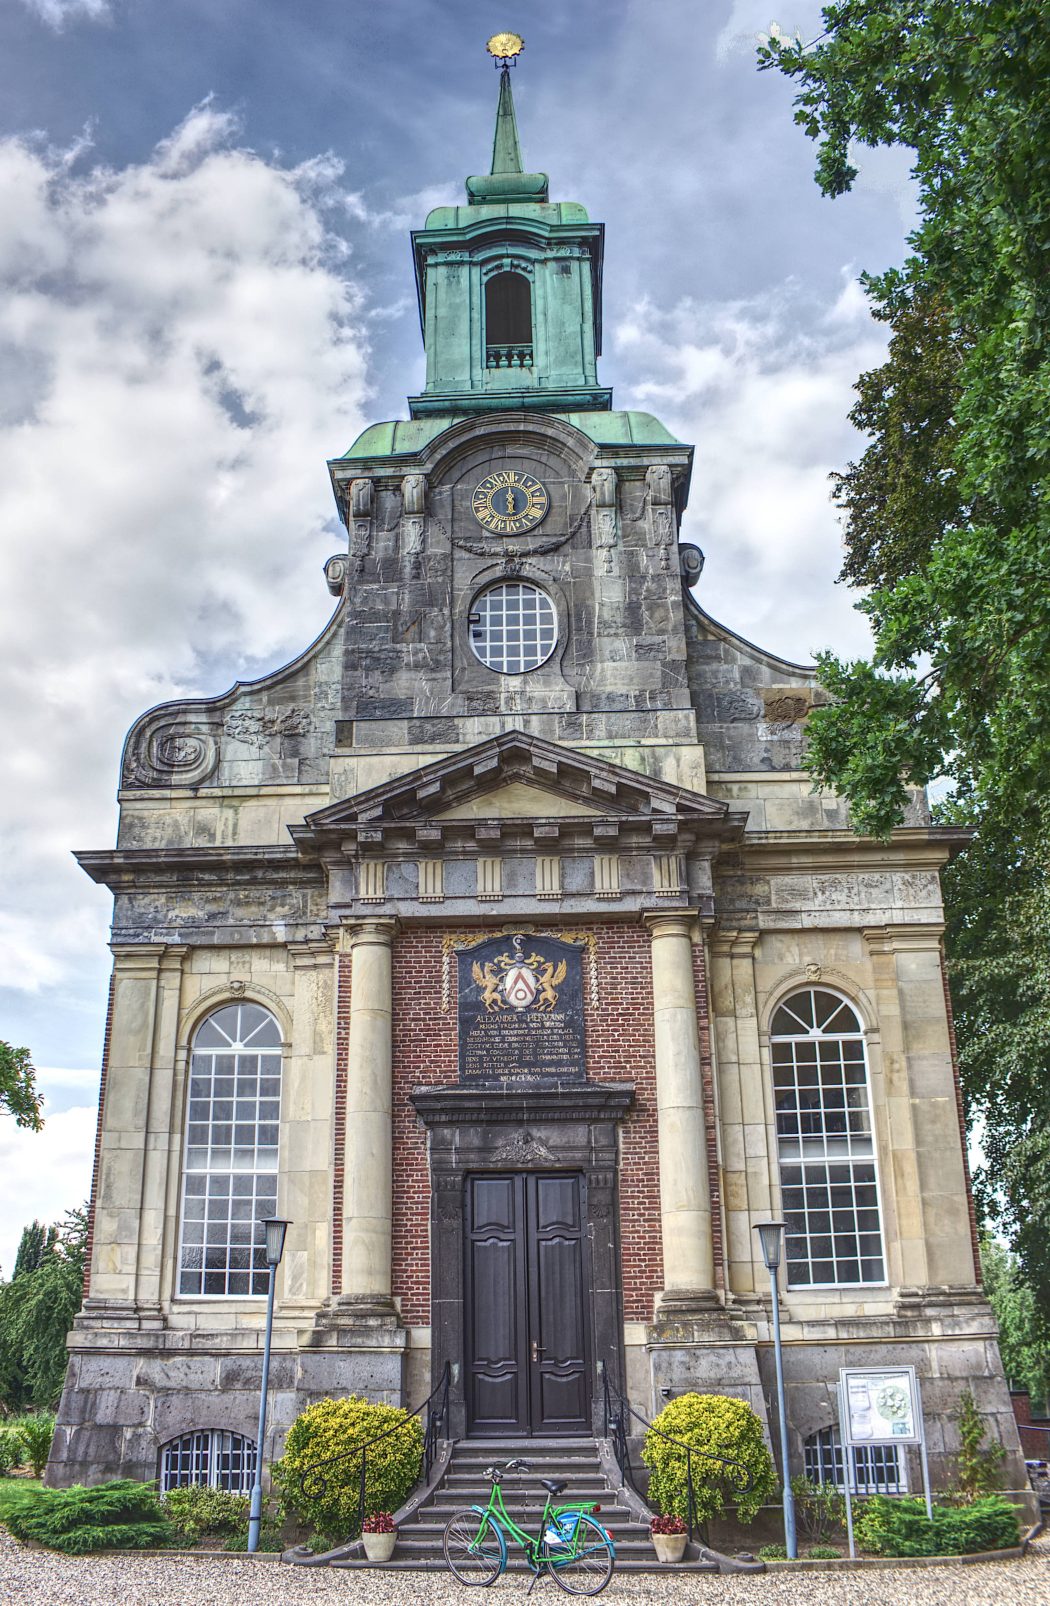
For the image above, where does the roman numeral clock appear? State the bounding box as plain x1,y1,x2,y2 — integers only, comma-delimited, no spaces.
471,469,549,535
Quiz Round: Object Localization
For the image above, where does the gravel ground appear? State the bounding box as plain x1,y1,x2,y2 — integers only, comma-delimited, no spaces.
0,1531,1047,1605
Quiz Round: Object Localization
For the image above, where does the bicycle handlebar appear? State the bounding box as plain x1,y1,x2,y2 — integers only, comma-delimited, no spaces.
483,1458,532,1480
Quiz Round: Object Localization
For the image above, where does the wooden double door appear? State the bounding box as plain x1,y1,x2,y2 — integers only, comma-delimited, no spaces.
465,1172,591,1436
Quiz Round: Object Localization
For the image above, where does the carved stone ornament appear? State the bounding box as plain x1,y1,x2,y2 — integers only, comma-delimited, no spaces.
646,464,676,571
491,1129,557,1166
804,961,823,982
122,715,221,789
349,477,374,573
400,473,427,574
401,473,426,517
591,467,620,575
324,553,349,597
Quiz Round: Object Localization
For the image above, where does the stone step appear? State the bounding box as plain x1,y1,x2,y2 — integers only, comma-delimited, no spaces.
332,1557,720,1574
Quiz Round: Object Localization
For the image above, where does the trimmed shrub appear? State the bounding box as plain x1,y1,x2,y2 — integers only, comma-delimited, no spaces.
854,1494,1020,1557
273,1395,423,1546
161,1484,249,1545
642,1393,778,1526
758,1542,787,1560
1,1479,172,1554
15,1413,55,1477
807,1544,841,1558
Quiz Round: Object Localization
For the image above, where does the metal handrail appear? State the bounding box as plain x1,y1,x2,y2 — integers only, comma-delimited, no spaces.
298,1360,450,1538
601,1368,753,1542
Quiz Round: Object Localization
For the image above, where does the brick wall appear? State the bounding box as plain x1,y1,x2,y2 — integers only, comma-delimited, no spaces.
382,923,714,1325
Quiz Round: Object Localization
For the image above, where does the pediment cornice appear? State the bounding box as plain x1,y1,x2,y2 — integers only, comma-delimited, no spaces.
292,729,745,860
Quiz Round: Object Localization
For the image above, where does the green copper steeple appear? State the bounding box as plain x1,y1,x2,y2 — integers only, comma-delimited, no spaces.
465,66,549,205
408,56,609,418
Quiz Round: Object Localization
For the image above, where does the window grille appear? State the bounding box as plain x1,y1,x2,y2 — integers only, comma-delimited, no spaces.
770,987,885,1287
161,1429,256,1492
804,1425,905,1494
177,1002,282,1297
468,582,557,674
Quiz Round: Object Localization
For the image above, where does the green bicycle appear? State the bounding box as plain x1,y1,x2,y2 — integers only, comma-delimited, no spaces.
442,1456,616,1595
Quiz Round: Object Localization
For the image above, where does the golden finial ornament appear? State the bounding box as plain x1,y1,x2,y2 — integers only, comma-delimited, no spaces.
486,31,525,62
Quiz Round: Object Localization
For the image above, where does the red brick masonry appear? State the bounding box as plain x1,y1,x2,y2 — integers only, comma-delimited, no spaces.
380,922,720,1325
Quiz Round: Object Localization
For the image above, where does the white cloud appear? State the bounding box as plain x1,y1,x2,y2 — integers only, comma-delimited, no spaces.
615,281,887,663
0,1101,97,1279
0,103,371,1030
20,0,112,29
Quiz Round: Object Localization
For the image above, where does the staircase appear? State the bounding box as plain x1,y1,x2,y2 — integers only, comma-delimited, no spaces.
329,1436,720,1573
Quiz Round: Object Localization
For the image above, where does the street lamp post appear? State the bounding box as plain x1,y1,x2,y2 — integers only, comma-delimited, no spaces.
754,1221,797,1560
247,1216,289,1554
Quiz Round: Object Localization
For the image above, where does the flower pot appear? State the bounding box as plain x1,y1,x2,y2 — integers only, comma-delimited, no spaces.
651,1531,688,1563
362,1530,397,1563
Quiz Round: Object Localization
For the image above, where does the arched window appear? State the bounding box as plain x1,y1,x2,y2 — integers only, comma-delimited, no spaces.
485,271,533,367
161,1429,256,1492
177,1002,282,1297
804,1425,904,1494
770,988,885,1287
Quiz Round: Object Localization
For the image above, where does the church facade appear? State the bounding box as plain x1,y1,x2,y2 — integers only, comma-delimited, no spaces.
50,58,1027,1506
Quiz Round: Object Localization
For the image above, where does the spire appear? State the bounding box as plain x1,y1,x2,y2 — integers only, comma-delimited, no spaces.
466,35,549,205
491,67,524,175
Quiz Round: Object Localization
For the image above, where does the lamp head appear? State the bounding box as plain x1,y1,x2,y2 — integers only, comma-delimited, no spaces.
755,1220,785,1271
262,1217,289,1268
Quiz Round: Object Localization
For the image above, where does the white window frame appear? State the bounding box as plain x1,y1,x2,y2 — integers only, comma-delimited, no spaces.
161,1429,257,1493
468,581,558,675
804,1424,907,1495
769,986,887,1290
176,1001,282,1299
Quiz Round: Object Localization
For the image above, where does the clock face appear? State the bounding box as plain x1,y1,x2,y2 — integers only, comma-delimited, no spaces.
471,470,549,536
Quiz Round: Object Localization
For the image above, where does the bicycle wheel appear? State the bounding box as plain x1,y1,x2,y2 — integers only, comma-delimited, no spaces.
542,1512,615,1596
442,1508,505,1585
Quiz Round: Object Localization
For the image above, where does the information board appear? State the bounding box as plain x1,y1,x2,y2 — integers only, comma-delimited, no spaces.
840,1366,921,1446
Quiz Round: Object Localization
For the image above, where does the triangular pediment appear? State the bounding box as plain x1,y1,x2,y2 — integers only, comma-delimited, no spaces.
293,731,739,858
434,781,606,821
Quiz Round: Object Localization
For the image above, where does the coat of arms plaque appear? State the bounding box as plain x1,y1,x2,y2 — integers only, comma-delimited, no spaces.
457,933,586,1084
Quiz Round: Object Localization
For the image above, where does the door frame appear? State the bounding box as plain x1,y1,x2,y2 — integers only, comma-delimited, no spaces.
412,1082,634,1439
464,1170,593,1436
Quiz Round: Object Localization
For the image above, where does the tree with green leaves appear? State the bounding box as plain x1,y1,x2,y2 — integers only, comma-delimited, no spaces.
759,3,1050,1322
0,1206,87,1412
981,1237,1050,1410
12,1221,56,1281
0,1041,43,1131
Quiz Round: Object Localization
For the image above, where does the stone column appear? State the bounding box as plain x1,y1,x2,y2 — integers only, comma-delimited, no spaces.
342,917,398,1314
708,927,770,1302
83,943,166,1318
645,913,715,1312
134,944,187,1320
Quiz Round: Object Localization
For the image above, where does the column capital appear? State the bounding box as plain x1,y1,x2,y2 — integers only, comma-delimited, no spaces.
107,942,168,977
708,925,760,959
642,909,699,942
338,916,399,954
862,921,945,955
287,937,337,969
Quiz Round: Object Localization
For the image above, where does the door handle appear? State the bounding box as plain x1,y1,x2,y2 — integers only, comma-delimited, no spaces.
531,1340,546,1363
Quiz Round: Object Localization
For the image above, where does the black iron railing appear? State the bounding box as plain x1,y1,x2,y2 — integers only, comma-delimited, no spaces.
601,1367,753,1542
299,1361,450,1538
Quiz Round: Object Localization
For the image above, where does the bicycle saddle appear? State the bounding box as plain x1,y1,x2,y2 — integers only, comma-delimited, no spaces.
540,1478,568,1495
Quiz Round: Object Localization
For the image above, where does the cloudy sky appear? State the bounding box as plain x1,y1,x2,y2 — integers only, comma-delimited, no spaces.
0,0,916,1274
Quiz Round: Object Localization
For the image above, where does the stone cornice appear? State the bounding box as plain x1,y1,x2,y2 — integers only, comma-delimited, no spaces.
411,1081,635,1127
76,844,322,894
733,826,971,874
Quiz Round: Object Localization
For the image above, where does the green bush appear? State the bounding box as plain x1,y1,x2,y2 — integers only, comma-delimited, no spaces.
807,1544,841,1558
273,1395,423,1546
791,1474,845,1542
161,1484,249,1545
642,1393,778,1526
951,1390,1006,1499
0,1429,22,1477
758,1541,787,1559
854,1494,1020,1557
1,1479,173,1554
15,1412,55,1477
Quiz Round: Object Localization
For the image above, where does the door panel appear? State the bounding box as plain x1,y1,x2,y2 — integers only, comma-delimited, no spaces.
465,1172,590,1435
